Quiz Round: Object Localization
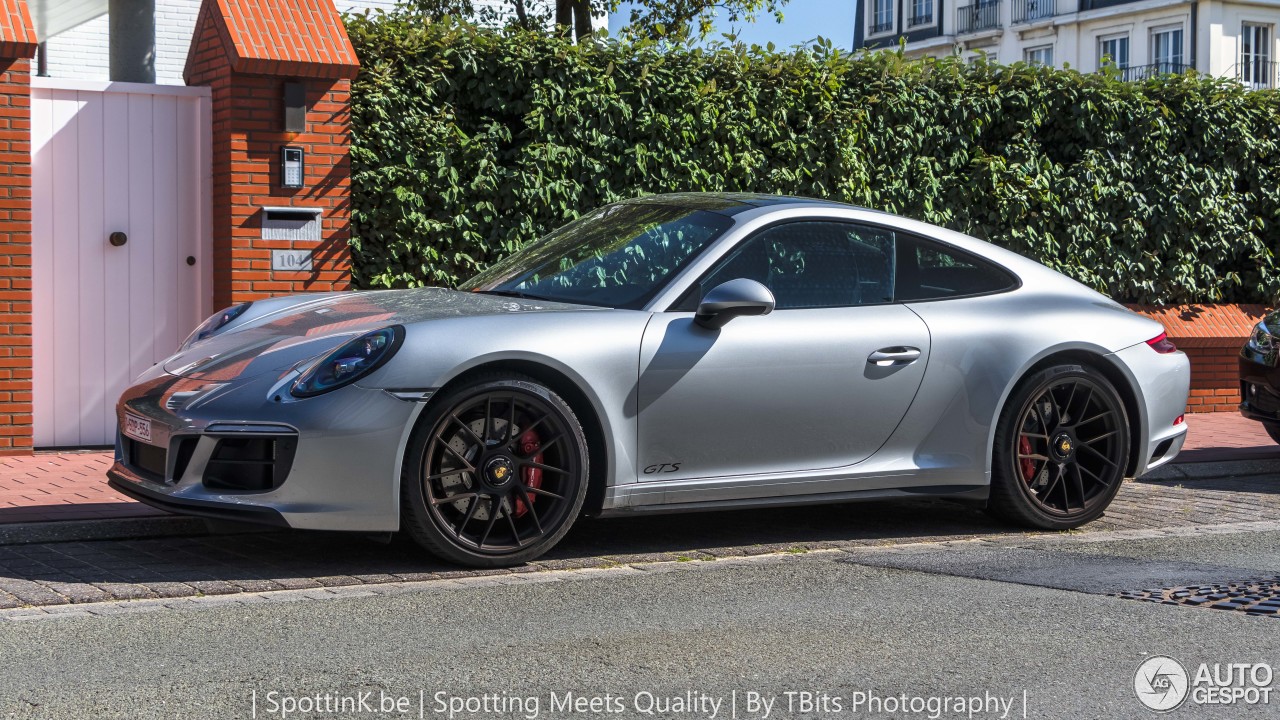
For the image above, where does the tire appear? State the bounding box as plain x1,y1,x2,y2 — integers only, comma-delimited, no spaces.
989,364,1130,530
400,373,590,567
1264,423,1280,446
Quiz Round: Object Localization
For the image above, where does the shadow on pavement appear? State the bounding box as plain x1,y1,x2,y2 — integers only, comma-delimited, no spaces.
1136,473,1280,496
0,499,1025,606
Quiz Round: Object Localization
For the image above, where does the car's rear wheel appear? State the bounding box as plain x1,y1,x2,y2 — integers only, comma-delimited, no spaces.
989,364,1130,530
401,374,589,567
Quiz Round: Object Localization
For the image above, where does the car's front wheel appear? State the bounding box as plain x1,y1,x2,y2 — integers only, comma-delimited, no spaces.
1262,423,1280,446
401,374,589,567
989,364,1130,530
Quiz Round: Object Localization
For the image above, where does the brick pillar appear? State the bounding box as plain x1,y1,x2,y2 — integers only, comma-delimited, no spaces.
183,0,358,310
0,2,36,456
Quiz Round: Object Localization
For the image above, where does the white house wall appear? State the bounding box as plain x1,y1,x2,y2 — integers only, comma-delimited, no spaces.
44,13,110,82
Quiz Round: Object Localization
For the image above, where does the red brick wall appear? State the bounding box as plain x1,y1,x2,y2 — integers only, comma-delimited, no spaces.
1183,345,1244,413
0,57,30,455
185,0,356,310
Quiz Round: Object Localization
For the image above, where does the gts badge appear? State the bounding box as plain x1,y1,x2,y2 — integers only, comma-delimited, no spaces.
644,463,682,474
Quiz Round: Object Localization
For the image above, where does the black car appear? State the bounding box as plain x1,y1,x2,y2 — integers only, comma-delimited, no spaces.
1240,309,1280,443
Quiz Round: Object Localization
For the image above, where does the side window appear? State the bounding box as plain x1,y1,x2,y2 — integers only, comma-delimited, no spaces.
687,222,897,310
894,235,1017,301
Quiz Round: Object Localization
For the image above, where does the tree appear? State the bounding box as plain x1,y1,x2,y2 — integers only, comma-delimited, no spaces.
614,0,789,42
397,0,788,42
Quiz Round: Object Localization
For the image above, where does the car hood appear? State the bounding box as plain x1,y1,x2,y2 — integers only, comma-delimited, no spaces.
163,288,597,381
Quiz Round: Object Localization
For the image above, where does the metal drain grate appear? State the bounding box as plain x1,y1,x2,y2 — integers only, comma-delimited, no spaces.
1114,578,1280,617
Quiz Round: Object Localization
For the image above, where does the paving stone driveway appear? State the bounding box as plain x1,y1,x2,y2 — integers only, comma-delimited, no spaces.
0,474,1276,609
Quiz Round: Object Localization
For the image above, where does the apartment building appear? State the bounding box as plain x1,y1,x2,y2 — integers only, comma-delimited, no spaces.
854,0,1280,88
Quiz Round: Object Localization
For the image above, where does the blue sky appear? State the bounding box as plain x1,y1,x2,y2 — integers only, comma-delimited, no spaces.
607,1,858,50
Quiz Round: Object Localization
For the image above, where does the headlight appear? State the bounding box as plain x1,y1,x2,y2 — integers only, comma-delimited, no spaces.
291,326,404,398
181,302,252,350
1249,321,1275,354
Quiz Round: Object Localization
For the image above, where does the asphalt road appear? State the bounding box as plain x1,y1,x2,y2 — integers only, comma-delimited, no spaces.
0,528,1276,719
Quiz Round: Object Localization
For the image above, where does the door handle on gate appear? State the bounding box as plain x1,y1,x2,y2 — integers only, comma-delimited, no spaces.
867,347,921,366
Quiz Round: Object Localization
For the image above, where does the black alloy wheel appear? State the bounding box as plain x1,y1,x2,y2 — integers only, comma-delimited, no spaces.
401,374,589,567
990,364,1130,529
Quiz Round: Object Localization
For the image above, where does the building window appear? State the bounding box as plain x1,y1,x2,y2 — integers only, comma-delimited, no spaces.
909,0,934,27
1024,45,1054,66
1241,23,1275,89
871,0,894,34
1150,27,1184,72
1013,0,1055,24
1098,34,1130,70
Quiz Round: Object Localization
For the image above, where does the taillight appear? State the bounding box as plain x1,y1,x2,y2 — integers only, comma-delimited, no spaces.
1146,332,1177,354
1173,414,1185,425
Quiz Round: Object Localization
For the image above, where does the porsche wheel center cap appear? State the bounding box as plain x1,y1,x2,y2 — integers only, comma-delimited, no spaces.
484,456,515,487
1052,432,1074,459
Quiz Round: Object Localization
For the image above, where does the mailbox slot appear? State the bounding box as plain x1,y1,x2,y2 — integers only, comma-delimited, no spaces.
261,207,321,273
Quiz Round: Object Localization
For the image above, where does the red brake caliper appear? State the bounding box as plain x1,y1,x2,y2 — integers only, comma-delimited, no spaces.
514,429,543,518
1018,436,1035,483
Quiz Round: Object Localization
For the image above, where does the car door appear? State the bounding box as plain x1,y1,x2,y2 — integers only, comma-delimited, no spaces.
636,221,931,482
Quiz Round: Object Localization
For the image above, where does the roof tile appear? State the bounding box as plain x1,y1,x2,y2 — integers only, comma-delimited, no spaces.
0,0,36,59
185,0,359,82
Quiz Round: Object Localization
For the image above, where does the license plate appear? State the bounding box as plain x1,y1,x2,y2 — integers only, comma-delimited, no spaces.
123,413,152,443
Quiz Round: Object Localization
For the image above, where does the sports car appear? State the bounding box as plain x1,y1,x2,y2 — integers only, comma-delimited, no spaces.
109,193,1191,567
1239,309,1280,442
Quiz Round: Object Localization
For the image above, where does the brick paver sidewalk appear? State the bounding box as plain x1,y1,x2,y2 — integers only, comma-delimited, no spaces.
0,453,166,524
0,411,1276,525
1179,412,1280,462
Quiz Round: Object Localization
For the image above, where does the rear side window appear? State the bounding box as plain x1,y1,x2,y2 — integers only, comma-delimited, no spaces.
894,234,1017,301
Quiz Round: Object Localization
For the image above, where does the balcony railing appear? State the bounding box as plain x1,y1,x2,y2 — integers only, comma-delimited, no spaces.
908,6,934,26
1122,62,1191,81
957,2,1001,35
1235,60,1278,89
1011,0,1056,24
870,18,894,34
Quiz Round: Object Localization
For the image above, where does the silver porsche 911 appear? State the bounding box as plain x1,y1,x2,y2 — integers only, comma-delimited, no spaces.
109,193,1191,566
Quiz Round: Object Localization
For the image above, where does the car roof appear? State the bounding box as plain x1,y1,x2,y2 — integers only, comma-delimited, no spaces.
618,192,875,217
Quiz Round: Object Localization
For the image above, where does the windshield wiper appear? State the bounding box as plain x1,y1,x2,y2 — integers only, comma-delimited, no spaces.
473,289,556,302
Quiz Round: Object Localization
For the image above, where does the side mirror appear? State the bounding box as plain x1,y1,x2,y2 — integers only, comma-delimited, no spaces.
695,278,776,329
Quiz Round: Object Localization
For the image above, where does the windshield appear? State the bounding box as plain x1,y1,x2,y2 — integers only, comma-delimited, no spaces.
461,203,733,309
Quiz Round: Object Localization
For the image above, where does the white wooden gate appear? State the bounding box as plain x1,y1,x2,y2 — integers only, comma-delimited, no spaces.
32,79,212,447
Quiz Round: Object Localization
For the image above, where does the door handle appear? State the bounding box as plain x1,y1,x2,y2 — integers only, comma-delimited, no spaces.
868,347,921,366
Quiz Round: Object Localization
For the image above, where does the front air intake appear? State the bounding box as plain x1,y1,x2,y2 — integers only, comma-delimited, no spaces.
125,439,167,482
202,435,297,492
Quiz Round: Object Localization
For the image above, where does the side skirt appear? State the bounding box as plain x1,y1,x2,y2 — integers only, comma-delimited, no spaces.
596,484,989,518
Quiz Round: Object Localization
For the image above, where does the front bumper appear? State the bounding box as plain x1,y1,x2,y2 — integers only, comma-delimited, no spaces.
1239,353,1280,426
109,369,424,532
107,470,289,526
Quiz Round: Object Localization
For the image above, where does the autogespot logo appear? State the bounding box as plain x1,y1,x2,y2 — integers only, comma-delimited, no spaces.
1135,656,1190,712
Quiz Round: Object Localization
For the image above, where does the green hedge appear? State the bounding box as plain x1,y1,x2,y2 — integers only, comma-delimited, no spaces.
345,15,1280,304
